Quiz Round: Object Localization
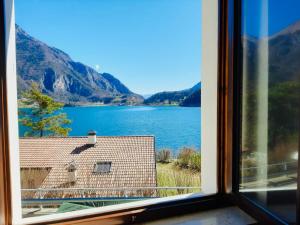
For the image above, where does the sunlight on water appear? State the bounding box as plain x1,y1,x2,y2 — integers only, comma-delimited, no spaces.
121,106,156,111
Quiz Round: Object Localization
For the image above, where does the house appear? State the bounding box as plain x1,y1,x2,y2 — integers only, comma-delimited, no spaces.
19,132,157,199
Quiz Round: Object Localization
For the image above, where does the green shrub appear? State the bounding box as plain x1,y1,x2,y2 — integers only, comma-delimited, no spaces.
189,153,201,171
156,149,172,163
177,148,195,167
176,148,201,172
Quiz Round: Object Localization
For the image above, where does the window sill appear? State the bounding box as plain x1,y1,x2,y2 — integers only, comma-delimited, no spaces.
19,192,212,225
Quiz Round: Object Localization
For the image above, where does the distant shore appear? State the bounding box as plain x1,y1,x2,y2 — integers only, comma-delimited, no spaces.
18,100,200,108
63,104,200,108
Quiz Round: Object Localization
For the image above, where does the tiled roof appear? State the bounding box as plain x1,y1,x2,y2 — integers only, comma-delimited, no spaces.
19,136,156,198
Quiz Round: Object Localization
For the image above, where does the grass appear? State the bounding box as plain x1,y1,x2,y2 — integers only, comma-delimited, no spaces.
156,162,201,197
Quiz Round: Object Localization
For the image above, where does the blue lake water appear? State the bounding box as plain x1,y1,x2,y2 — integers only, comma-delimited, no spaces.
19,106,201,154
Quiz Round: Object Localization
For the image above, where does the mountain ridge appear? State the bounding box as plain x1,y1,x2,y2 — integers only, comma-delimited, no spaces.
16,24,143,106
242,20,300,87
16,24,201,107
144,82,201,106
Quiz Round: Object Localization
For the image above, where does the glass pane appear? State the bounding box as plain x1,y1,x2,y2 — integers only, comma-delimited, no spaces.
240,0,300,223
15,0,202,218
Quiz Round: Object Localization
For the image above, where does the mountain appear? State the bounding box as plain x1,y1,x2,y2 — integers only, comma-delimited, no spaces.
142,94,153,99
268,21,300,85
144,82,201,106
241,21,300,153
180,88,201,107
243,20,300,87
15,24,143,105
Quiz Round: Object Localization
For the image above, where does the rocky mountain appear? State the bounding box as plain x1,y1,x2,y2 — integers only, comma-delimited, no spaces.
144,82,201,106
268,21,300,85
243,20,300,87
15,24,143,105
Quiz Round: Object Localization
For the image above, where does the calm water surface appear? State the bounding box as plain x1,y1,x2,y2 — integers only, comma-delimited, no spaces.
19,106,201,154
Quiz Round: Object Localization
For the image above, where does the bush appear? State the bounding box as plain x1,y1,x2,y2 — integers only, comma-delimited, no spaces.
176,148,201,171
156,149,172,163
189,153,201,171
177,148,195,167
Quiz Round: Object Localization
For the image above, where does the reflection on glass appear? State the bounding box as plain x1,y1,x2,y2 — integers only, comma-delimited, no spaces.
240,0,300,223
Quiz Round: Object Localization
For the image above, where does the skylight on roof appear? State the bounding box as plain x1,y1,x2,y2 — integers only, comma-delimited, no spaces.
93,162,111,173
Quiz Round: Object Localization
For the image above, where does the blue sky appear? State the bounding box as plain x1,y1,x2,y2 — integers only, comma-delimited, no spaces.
15,0,201,95
243,0,300,37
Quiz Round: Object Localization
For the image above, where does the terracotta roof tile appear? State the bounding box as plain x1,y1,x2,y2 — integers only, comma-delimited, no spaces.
20,136,156,198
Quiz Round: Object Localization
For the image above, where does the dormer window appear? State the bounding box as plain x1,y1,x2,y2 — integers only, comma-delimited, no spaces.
93,162,111,174
65,160,78,183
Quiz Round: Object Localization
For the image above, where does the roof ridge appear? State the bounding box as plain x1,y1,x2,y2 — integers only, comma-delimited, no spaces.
20,135,155,139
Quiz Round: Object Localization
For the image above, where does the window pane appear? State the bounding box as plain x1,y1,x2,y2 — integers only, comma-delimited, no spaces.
240,0,300,223
15,0,202,218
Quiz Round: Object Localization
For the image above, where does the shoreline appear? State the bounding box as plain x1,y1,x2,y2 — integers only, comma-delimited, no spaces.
64,104,201,108
19,104,201,109
63,103,180,107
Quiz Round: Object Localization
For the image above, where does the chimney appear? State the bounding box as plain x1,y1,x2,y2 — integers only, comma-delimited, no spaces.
87,130,97,145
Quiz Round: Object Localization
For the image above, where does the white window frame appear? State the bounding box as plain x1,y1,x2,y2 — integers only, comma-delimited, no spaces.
4,0,219,224
201,0,219,194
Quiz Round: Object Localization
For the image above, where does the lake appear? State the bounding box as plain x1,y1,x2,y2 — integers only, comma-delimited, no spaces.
19,106,201,155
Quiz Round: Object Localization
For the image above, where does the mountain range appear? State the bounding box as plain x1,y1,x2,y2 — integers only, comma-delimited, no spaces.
16,18,300,108
243,20,300,87
241,21,300,154
144,83,201,106
16,25,143,106
16,24,201,106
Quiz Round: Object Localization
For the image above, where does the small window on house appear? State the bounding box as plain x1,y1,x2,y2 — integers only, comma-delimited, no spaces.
93,162,112,173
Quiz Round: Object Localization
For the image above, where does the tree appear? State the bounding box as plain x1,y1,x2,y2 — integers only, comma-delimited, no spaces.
19,83,71,137
269,81,300,148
